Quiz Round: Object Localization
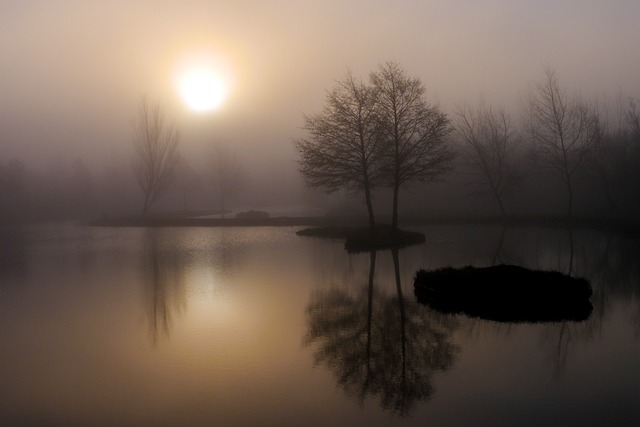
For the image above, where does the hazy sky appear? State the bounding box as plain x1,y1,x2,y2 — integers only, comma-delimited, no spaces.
2,0,639,173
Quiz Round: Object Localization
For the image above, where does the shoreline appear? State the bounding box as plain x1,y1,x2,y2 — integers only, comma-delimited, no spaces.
88,214,640,236
88,216,330,228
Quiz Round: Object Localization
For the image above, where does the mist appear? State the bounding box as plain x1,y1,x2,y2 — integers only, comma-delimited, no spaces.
2,0,640,223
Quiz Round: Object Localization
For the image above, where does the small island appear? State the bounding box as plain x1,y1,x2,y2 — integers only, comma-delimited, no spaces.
296,224,425,252
413,264,593,323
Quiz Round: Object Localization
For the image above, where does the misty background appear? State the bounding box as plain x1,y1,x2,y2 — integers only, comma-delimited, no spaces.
2,0,640,222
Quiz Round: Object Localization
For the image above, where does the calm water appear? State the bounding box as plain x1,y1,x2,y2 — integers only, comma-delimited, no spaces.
1,223,639,426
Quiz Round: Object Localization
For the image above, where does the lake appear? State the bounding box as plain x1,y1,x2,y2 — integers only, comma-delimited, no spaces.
1,223,639,426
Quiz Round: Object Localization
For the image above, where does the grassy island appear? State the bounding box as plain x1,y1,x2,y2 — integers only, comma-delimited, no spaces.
296,224,425,252
414,264,593,323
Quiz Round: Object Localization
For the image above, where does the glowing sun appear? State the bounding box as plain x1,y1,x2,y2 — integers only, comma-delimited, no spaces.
178,68,227,112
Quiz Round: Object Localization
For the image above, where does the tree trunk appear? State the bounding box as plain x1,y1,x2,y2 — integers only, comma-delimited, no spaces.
392,181,400,231
183,189,187,213
220,189,225,219
567,228,574,276
392,249,407,393
491,184,507,217
142,193,150,217
364,183,376,232
566,176,574,220
366,250,376,373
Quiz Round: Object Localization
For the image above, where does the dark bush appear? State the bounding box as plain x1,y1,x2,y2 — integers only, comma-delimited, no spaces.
414,264,592,322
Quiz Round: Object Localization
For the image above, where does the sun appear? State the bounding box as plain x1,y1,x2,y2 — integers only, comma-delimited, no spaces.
178,68,227,112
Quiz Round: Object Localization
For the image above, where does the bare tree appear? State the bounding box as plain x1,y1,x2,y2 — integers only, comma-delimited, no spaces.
294,70,382,230
453,101,521,217
132,98,181,216
0,158,27,222
603,97,640,217
626,98,640,142
371,61,454,230
587,94,628,214
173,159,202,213
69,158,95,218
210,142,245,218
526,66,597,219
624,99,640,214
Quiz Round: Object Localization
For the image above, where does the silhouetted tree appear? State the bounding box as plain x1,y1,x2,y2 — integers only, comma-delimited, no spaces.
526,66,598,219
174,158,202,213
132,97,181,216
588,97,625,214
68,158,95,218
210,141,245,218
0,158,27,222
626,98,640,142
453,101,522,217
622,98,640,215
371,62,454,230
586,96,640,218
294,71,382,230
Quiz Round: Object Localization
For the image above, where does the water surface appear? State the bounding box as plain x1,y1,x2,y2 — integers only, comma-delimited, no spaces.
1,223,639,426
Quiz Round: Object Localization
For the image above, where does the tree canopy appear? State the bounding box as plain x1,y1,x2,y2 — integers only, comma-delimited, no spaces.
295,62,454,230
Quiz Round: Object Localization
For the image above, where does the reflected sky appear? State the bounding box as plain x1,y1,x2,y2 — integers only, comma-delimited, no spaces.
0,224,639,426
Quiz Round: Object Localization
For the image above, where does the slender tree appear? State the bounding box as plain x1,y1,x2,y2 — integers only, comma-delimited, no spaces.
210,141,245,218
526,66,597,219
174,159,202,213
132,98,181,216
453,101,521,217
294,71,382,230
371,61,454,230
69,158,95,217
626,98,640,142
624,99,640,214
0,158,27,222
587,95,627,214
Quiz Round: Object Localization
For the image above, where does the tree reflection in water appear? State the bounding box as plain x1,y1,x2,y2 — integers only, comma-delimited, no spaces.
304,249,459,416
462,225,640,379
538,230,640,377
141,230,187,345
139,228,248,345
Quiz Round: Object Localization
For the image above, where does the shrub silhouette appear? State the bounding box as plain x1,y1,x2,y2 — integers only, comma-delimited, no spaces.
414,264,592,322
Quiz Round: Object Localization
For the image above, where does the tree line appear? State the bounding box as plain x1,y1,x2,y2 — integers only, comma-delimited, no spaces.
0,101,246,222
294,61,640,227
2,62,639,223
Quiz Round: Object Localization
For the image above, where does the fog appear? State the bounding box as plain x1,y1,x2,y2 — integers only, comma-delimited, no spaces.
2,0,640,221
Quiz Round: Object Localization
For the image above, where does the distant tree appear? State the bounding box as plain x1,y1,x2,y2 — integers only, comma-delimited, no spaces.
453,101,522,217
173,159,202,213
624,99,640,214
626,98,640,142
0,158,27,221
526,66,598,219
371,61,454,230
600,97,640,217
587,96,627,214
210,142,245,218
132,98,181,216
0,158,26,197
294,71,382,230
69,158,95,217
